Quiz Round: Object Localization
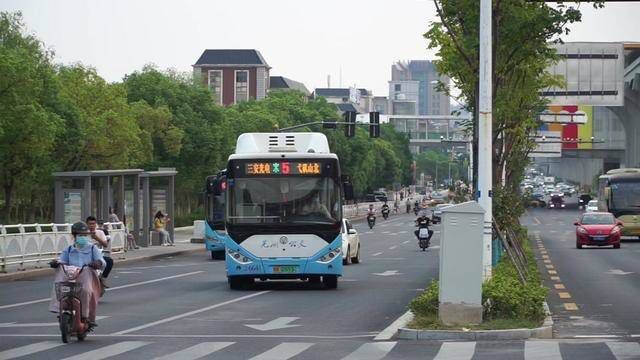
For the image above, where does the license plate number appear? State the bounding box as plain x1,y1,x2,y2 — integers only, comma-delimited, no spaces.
593,236,606,241
272,266,298,273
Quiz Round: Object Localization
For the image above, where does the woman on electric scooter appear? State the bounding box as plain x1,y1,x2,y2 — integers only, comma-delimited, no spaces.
49,221,105,329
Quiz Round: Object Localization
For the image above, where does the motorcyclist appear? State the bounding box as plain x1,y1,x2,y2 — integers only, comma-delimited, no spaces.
414,211,434,243
49,221,105,328
381,202,390,217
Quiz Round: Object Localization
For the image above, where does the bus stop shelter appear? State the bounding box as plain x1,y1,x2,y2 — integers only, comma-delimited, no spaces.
53,168,177,247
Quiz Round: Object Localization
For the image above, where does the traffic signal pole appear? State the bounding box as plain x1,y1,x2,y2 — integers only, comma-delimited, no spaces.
478,0,493,280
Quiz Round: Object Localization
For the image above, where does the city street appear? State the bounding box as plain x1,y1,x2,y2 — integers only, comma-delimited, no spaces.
0,213,438,359
3,212,640,359
524,200,640,340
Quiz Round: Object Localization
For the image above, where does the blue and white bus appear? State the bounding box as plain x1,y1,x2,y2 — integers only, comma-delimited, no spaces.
212,132,351,289
204,170,230,259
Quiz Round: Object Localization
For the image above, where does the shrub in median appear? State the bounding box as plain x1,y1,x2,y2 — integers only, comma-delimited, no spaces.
408,279,439,317
482,259,546,323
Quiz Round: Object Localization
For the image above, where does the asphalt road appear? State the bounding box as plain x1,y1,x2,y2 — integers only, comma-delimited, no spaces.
524,198,640,340
2,211,640,359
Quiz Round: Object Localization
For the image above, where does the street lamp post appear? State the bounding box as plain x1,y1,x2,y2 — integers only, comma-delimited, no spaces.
478,0,493,280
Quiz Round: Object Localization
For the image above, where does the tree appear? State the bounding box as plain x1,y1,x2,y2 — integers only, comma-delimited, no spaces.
0,12,61,221
54,64,148,171
424,0,603,227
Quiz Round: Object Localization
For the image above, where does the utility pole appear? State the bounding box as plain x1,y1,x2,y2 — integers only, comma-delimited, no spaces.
478,0,493,280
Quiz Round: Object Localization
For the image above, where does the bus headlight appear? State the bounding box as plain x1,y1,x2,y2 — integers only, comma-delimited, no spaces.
227,248,253,264
318,248,341,263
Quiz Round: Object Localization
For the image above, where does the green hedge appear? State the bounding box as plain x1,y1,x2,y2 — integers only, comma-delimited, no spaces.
174,208,204,228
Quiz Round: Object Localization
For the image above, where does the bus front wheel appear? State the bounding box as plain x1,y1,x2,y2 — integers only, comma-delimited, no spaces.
323,275,338,289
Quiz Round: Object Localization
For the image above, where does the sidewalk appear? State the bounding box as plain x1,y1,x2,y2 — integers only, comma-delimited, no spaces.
0,227,203,282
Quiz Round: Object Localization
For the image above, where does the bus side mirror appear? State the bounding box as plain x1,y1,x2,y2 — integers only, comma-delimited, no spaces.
604,187,611,200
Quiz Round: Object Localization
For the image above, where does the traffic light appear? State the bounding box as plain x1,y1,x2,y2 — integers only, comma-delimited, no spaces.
344,111,356,138
369,111,380,138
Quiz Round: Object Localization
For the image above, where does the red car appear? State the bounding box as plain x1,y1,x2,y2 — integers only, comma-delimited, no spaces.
574,212,623,249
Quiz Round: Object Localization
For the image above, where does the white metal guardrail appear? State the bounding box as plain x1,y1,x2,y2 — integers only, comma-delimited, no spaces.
0,222,126,272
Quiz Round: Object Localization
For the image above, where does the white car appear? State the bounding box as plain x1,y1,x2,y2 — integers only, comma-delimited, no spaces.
341,219,361,265
586,200,599,212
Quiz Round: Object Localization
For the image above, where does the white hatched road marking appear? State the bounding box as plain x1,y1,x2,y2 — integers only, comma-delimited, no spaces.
372,252,383,257
153,342,234,360
248,342,313,360
0,271,203,310
0,341,63,360
341,341,396,360
434,341,476,360
524,341,561,360
606,342,640,360
60,341,151,360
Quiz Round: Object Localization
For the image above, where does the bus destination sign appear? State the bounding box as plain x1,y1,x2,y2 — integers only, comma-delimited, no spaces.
245,162,322,176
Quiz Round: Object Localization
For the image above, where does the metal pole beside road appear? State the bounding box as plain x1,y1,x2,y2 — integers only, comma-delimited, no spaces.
478,0,493,280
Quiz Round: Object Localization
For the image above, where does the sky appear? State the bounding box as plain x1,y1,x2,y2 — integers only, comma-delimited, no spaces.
2,0,640,96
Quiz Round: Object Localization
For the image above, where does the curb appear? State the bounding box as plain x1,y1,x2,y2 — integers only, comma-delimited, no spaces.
397,302,553,341
0,248,204,282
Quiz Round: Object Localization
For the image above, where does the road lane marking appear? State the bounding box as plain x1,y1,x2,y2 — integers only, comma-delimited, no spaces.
554,284,566,290
564,303,579,311
0,341,63,359
112,291,271,334
524,341,561,360
153,342,235,360
434,341,475,360
548,270,557,275
0,333,377,339
374,310,413,341
558,292,571,299
249,342,313,360
402,240,410,244
544,260,551,264
372,252,383,257
0,316,109,328
373,270,401,277
550,276,560,281
61,341,151,360
342,341,396,360
542,255,549,259
389,246,397,250
0,271,204,310
245,317,300,331
607,341,640,359
545,264,554,269
534,217,542,225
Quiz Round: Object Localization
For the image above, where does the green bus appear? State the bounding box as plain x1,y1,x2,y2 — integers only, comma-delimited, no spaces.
603,169,640,237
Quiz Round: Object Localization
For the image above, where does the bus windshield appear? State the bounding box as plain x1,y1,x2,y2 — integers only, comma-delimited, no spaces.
610,181,640,210
228,176,341,225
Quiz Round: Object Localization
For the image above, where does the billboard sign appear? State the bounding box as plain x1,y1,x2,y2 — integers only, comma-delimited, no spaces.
542,42,624,106
530,130,562,158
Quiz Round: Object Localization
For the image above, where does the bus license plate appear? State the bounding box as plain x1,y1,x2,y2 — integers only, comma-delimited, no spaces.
272,266,298,273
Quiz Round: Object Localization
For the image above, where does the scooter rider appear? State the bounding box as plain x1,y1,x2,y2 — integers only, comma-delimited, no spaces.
49,221,105,328
414,211,434,243
381,202,390,217
86,216,112,289
367,204,376,222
